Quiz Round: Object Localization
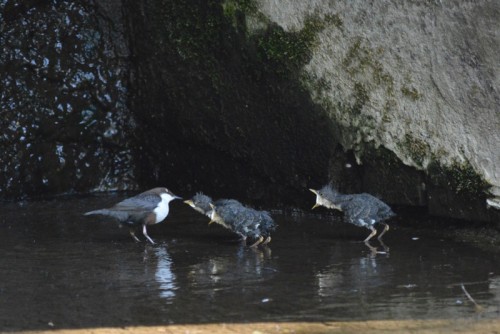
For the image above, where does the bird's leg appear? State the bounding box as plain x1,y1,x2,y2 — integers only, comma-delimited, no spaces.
261,236,272,245
129,227,141,242
364,226,377,242
142,224,156,245
249,236,264,248
377,223,390,240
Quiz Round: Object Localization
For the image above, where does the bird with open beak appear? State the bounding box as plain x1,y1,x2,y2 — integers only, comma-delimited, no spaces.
310,185,395,242
184,193,276,247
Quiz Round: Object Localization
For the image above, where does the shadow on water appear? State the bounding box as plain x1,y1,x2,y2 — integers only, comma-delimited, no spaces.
0,194,499,331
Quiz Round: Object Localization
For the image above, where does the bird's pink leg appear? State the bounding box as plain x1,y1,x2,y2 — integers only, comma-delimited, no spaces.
142,224,156,245
129,228,141,242
261,236,272,245
249,236,264,248
377,223,390,240
364,226,377,242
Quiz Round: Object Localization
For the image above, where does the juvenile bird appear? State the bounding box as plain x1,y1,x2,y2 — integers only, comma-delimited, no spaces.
310,184,395,242
84,187,182,244
184,193,276,247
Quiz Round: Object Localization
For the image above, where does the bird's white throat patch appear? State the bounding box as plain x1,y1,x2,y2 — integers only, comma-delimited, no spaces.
153,193,175,223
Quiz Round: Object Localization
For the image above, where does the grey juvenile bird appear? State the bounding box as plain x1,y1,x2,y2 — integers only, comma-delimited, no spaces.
184,193,276,247
310,184,395,242
84,187,182,244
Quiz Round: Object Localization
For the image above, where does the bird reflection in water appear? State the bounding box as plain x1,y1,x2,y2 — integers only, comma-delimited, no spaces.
186,245,275,299
316,247,387,298
144,246,177,300
364,238,390,257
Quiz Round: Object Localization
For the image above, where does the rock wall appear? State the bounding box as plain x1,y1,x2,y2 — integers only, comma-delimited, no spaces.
253,0,500,219
0,0,135,198
1,0,498,223
122,0,335,206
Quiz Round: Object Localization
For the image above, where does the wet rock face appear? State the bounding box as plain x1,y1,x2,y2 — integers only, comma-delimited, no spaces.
255,1,500,222
1,1,498,223
0,0,134,199
124,0,335,206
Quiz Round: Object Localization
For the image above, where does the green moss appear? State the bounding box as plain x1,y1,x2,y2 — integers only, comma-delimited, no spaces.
343,38,395,96
399,134,429,167
222,0,258,16
429,160,489,196
302,14,343,42
446,161,489,196
222,0,261,31
340,37,396,125
254,13,341,77
256,26,310,73
352,82,369,115
401,85,422,100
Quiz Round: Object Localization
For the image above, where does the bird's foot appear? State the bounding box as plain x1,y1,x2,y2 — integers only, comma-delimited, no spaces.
261,236,271,245
249,236,264,248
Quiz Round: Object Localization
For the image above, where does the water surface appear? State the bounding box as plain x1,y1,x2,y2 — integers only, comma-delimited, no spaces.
0,194,498,331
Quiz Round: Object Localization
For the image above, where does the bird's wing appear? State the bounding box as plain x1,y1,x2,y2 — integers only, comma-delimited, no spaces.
359,194,395,221
251,210,276,235
216,203,252,236
261,211,277,233
113,193,161,212
375,200,396,220
236,208,276,237
342,196,374,226
344,194,395,225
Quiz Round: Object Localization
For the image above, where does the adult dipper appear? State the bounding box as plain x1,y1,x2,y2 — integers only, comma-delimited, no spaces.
84,187,181,244
184,193,276,247
310,184,395,242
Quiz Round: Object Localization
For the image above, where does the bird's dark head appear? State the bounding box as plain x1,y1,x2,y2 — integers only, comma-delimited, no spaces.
309,184,339,210
184,192,213,216
148,187,182,202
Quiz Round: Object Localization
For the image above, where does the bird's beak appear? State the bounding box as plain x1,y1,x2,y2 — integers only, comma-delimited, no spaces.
310,189,320,209
208,204,216,225
184,199,194,206
174,195,183,200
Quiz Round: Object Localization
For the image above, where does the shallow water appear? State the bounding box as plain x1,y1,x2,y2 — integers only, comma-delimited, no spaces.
0,193,498,331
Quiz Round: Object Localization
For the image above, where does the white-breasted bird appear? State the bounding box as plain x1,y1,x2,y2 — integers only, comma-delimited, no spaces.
84,187,181,244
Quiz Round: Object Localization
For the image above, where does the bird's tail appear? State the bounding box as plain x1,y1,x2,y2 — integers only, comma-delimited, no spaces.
84,209,129,221
259,211,277,235
84,209,110,216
